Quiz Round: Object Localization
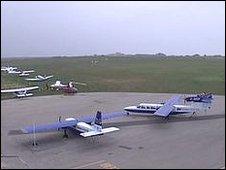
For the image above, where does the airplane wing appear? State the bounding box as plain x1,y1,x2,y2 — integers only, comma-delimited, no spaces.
23,70,35,73
1,86,39,93
45,75,53,79
153,95,181,117
77,111,125,123
25,78,39,81
8,112,125,135
9,119,79,135
80,127,119,137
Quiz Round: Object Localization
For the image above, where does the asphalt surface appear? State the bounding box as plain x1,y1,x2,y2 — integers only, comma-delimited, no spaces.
1,92,225,169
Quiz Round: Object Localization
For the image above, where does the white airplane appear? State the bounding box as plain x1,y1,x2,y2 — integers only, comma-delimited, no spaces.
7,69,34,76
25,75,53,82
50,80,67,89
124,95,197,118
19,70,35,77
1,86,39,98
1,66,17,72
7,70,22,74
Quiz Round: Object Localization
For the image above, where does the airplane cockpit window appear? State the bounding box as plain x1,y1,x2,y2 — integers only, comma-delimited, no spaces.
137,106,141,108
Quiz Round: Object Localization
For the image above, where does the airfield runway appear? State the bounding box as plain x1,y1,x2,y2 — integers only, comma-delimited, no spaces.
1,92,225,169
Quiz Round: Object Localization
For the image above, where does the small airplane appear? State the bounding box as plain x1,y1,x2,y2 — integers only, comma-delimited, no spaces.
7,70,22,74
124,95,197,118
25,75,53,82
19,70,35,77
51,81,87,94
7,69,34,76
8,111,120,141
184,93,213,103
1,86,39,98
50,80,67,89
1,66,17,72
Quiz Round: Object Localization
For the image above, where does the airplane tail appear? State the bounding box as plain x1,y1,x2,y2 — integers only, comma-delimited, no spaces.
93,111,102,126
80,111,119,137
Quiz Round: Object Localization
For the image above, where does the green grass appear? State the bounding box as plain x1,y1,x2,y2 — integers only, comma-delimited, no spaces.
1,56,225,99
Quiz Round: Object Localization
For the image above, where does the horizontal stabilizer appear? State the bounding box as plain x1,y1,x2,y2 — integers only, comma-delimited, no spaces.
101,127,119,133
80,127,119,137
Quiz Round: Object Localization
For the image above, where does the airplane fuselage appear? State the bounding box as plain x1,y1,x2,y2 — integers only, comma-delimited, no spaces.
124,103,195,115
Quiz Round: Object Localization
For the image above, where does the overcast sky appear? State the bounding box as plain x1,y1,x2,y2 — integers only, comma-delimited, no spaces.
1,1,225,58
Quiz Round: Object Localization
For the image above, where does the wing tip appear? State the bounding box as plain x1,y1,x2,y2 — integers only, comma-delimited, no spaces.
8,129,27,135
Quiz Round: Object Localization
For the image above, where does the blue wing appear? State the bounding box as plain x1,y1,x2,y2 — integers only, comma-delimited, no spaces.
9,112,125,135
153,95,181,117
21,120,78,134
78,111,125,123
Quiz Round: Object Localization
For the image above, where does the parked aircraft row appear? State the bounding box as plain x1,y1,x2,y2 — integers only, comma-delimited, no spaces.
2,66,35,77
9,94,212,145
1,65,88,98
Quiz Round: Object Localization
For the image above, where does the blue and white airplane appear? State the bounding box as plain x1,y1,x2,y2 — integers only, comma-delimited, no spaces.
9,111,121,139
124,95,197,118
184,93,213,103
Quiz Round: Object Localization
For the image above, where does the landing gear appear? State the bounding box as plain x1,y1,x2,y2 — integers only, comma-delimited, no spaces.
162,116,169,122
126,112,130,115
63,129,69,138
32,142,38,146
189,111,196,118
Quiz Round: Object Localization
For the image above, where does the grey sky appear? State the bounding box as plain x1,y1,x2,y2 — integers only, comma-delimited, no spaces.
1,1,225,57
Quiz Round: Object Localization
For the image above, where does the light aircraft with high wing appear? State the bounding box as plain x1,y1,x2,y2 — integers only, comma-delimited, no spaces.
9,111,121,141
25,75,53,82
124,95,197,118
7,69,35,76
19,70,35,77
1,66,17,72
1,86,39,98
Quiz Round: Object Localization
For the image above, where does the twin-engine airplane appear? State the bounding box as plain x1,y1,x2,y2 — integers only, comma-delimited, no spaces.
124,95,197,118
1,86,39,98
25,75,53,82
9,111,120,139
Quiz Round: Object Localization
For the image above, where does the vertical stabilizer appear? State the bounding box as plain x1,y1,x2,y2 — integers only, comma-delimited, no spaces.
94,111,102,126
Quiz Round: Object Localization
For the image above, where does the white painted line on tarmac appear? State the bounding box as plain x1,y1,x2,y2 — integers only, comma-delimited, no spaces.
72,160,106,169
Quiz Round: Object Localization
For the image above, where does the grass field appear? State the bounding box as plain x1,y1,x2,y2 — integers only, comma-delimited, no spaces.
1,56,225,99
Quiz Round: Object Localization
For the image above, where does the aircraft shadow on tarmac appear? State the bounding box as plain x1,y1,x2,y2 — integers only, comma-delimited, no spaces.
19,128,115,151
104,113,225,128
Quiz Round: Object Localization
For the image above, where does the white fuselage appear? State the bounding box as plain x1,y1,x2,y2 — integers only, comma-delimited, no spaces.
124,103,195,115
75,122,97,132
64,118,101,133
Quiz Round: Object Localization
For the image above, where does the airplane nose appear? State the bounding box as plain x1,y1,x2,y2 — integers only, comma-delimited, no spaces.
124,106,134,111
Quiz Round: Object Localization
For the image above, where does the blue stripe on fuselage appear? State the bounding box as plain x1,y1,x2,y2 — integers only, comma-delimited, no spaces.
124,109,192,115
